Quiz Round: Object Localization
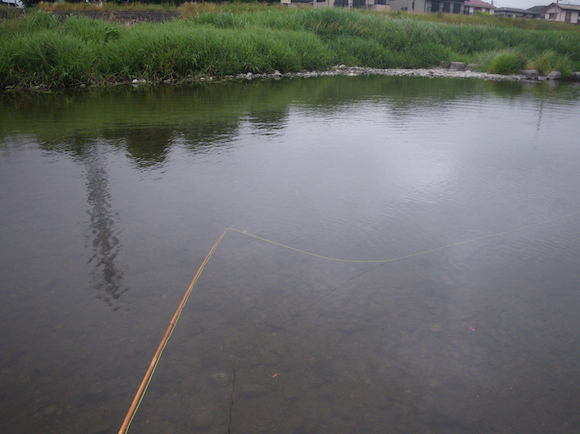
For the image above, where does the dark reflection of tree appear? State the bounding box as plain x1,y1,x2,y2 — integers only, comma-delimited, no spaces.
180,121,241,152
80,138,127,309
484,80,525,98
39,135,128,309
535,100,544,140
101,127,174,169
246,110,288,135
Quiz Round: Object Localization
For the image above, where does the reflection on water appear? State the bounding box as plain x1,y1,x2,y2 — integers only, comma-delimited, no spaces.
1,77,580,434
114,128,174,169
82,140,126,308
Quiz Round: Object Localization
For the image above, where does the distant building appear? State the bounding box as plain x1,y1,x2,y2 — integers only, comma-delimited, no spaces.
288,0,390,11
494,6,541,18
526,5,549,18
463,0,496,14
542,3,580,23
282,0,467,13
425,0,467,13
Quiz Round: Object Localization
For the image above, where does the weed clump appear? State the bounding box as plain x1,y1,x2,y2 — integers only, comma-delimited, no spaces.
529,49,573,77
486,50,527,75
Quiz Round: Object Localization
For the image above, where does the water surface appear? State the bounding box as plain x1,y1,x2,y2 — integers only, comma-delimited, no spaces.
1,77,580,434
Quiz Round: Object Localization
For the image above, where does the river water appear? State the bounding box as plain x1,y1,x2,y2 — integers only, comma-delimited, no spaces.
1,76,580,434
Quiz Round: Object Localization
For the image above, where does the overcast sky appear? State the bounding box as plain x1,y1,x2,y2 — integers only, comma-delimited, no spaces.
490,0,579,10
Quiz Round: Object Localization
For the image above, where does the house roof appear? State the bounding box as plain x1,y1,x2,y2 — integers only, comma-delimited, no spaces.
494,6,539,14
464,0,496,8
542,2,580,11
526,5,548,13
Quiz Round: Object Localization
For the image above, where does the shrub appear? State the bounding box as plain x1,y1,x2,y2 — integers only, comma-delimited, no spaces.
530,49,573,77
486,50,526,74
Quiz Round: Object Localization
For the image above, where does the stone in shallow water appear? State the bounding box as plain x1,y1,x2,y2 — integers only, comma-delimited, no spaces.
210,371,230,386
87,422,114,434
240,383,268,397
338,321,365,334
282,384,300,400
39,404,58,416
191,409,215,429
83,382,109,402
522,69,539,79
260,350,279,367
450,62,466,71
430,324,443,333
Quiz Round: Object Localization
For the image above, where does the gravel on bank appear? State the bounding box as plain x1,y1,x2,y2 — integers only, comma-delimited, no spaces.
7,65,568,92
144,66,539,88
242,66,529,82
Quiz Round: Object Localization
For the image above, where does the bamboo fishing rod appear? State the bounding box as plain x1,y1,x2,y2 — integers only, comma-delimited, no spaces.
118,228,228,434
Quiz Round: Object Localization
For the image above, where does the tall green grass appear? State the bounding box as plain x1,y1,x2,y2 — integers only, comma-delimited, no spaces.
1,7,580,88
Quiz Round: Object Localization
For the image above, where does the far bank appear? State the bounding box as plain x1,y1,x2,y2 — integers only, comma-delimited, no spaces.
2,6,580,89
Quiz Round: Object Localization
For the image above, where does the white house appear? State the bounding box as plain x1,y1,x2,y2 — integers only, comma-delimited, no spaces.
463,0,495,14
0,0,24,7
283,0,467,13
292,0,391,11
542,3,580,23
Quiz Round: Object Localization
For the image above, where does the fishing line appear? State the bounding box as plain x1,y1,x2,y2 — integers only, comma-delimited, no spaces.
118,210,579,434
229,210,580,263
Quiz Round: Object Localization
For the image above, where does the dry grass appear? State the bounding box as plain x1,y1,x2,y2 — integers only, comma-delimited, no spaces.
37,1,176,12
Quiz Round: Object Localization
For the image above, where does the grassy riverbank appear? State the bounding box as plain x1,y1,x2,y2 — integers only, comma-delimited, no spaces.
2,4,580,88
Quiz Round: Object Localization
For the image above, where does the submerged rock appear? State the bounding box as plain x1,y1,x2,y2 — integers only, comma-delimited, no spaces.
87,422,114,434
38,404,58,417
449,62,466,71
522,69,539,79
240,383,268,397
210,371,230,386
83,382,109,402
430,324,443,333
282,384,300,400
191,409,215,429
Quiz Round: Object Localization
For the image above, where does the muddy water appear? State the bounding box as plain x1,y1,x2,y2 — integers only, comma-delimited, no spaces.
1,77,580,434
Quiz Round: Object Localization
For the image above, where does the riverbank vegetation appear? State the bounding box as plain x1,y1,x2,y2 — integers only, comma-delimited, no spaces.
1,3,580,88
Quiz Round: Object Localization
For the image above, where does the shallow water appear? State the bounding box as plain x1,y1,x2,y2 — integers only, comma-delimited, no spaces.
1,77,580,434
